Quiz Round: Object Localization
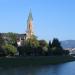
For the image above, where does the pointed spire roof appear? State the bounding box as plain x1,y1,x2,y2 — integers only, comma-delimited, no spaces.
27,9,33,22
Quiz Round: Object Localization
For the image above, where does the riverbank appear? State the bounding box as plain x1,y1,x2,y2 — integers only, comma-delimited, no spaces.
0,56,75,67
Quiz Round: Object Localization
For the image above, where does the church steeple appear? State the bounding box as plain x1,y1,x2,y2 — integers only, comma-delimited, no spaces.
26,10,33,39
27,9,33,22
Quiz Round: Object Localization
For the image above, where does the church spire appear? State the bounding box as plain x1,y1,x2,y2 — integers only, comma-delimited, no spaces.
27,9,33,23
26,9,33,39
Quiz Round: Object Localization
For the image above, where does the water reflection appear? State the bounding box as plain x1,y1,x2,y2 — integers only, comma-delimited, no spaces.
0,61,75,75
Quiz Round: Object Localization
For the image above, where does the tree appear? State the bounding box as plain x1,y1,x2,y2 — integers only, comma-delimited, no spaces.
3,44,17,56
52,38,63,49
39,40,48,47
51,38,64,55
17,46,26,56
0,46,7,56
18,35,39,56
0,33,4,46
26,34,39,47
63,50,69,55
7,32,17,45
49,41,52,48
39,40,48,56
48,41,52,55
31,35,38,40
26,37,39,56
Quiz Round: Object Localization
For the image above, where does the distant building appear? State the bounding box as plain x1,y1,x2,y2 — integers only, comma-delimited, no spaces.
64,48,75,55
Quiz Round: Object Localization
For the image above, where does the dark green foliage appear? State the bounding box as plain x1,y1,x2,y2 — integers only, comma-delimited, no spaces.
51,38,64,55
0,33,4,46
3,44,17,56
49,41,52,48
17,46,26,56
17,38,69,56
0,46,7,56
52,47,64,55
39,40,48,56
26,38,39,48
52,38,62,49
48,38,69,56
48,41,52,55
6,32,17,45
63,50,70,55
0,32,69,56
39,40,48,47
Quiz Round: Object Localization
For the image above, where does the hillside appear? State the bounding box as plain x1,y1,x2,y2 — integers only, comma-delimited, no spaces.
61,40,75,49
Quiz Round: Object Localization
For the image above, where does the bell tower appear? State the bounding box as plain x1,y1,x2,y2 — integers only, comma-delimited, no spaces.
26,10,33,39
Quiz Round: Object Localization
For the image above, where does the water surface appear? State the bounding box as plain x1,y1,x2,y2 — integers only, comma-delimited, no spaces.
0,61,75,75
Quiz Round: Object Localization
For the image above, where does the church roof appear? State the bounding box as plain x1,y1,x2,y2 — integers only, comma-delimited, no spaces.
16,34,26,39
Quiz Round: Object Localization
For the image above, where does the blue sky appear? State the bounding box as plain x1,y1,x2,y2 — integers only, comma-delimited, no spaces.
0,0,75,41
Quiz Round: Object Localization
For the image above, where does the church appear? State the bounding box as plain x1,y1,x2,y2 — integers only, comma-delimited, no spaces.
17,10,34,46
0,10,34,47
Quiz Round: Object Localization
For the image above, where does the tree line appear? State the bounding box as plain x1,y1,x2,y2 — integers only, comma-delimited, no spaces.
0,33,69,57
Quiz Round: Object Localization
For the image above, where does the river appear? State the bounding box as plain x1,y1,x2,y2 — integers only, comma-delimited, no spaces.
0,61,75,75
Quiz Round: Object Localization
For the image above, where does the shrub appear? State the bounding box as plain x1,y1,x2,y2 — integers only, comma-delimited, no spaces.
3,44,17,56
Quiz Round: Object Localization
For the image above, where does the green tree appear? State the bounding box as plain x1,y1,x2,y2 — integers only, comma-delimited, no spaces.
7,32,17,45
52,38,62,49
49,41,52,48
25,34,39,48
39,40,48,56
26,38,39,56
51,38,64,55
48,41,52,55
3,44,17,56
18,35,39,56
31,35,38,40
39,40,48,47
0,33,4,46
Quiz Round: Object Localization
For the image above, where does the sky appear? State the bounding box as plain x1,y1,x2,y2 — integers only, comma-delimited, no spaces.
0,0,75,41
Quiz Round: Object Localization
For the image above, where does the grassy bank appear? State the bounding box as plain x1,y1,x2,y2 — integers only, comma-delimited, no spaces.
0,56,75,67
